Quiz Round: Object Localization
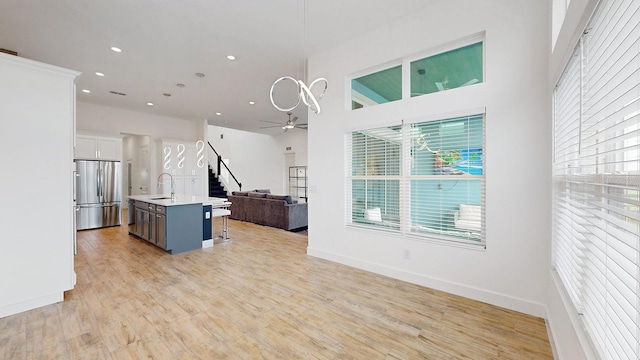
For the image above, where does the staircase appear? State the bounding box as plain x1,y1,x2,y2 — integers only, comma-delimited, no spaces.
208,166,228,198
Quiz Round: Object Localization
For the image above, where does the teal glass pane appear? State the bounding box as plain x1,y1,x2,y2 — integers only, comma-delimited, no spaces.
351,127,402,176
351,179,400,229
411,42,483,97
410,115,484,176
352,65,402,109
410,179,482,242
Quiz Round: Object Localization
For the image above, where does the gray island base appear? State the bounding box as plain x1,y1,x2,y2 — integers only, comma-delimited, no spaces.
127,195,229,255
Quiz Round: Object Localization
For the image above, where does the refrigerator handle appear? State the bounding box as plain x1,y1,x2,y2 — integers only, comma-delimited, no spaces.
96,167,101,200
74,205,79,254
73,170,77,201
100,166,103,198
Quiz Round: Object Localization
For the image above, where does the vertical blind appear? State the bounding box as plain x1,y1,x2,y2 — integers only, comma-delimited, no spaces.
552,0,639,358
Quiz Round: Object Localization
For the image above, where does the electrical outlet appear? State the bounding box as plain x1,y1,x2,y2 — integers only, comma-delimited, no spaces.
403,249,410,259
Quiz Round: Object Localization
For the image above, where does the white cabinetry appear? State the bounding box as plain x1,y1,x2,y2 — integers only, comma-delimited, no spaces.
75,135,121,160
159,140,206,197
0,53,79,317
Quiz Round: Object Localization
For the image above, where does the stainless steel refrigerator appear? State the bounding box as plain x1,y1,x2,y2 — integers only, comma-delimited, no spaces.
75,160,122,230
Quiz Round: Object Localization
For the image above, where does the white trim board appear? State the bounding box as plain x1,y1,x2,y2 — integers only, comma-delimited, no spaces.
307,247,547,318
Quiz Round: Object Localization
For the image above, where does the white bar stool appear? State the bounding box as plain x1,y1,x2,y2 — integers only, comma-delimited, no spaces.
211,208,231,243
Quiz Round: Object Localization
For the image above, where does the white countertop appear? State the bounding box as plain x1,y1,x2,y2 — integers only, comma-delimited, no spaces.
128,194,230,207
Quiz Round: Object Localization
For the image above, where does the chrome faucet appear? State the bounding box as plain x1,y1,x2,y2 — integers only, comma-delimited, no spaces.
157,172,175,200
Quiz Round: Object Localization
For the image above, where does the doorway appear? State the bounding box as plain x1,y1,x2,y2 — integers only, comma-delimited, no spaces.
127,161,133,196
139,144,149,194
284,153,295,196
122,134,151,197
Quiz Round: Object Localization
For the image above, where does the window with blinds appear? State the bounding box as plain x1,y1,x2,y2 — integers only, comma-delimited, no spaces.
552,0,639,358
347,126,402,230
346,114,485,246
408,115,485,243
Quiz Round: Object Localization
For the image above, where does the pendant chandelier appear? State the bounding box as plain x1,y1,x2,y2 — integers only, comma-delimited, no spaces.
270,0,327,115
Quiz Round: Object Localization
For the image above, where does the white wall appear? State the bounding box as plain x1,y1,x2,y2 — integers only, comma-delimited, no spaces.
0,54,77,317
274,130,308,167
76,102,202,193
307,0,550,319
208,125,308,194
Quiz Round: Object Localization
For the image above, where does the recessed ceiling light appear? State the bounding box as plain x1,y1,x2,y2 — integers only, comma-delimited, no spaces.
110,47,122,53
227,55,236,60
215,112,222,116
146,102,154,106
95,72,105,77
249,101,255,105
176,83,185,88
163,93,171,97
81,89,91,93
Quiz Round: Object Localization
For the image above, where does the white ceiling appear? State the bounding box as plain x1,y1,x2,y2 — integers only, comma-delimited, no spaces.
0,0,430,134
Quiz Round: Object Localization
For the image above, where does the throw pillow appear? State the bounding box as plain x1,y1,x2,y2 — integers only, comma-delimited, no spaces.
365,207,382,222
459,204,481,221
266,194,293,204
248,192,267,198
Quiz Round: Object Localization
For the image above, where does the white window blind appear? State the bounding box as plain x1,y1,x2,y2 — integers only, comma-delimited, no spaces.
346,126,402,230
345,114,485,246
553,49,585,311
408,115,485,244
552,0,640,358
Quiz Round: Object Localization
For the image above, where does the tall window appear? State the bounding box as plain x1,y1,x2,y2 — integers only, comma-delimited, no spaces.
552,0,639,358
346,114,485,246
348,126,402,229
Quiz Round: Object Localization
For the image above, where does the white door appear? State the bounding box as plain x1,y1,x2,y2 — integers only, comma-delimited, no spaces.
139,145,149,194
284,153,295,196
127,161,132,196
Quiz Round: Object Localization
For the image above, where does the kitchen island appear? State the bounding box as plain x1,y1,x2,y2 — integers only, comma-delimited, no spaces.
127,195,230,254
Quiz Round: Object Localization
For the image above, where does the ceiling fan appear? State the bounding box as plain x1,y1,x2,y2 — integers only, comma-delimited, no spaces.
411,72,480,96
260,112,308,132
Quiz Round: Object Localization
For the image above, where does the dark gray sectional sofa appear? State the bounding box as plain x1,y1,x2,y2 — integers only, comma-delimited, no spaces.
228,190,308,231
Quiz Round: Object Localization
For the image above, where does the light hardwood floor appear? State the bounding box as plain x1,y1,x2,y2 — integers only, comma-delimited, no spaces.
1,218,553,359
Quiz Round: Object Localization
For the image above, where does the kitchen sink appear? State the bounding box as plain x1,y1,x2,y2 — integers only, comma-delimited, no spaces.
150,197,172,200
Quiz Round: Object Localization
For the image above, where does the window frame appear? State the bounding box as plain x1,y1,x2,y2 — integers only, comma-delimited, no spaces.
347,32,486,111
349,60,403,110
345,109,486,248
402,33,485,101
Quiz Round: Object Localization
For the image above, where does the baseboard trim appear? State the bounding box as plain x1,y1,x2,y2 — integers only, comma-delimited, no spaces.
202,239,213,248
0,292,64,318
307,247,546,317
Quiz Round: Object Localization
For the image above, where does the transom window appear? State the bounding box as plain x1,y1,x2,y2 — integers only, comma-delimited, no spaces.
350,38,484,110
351,65,402,109
410,42,483,97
